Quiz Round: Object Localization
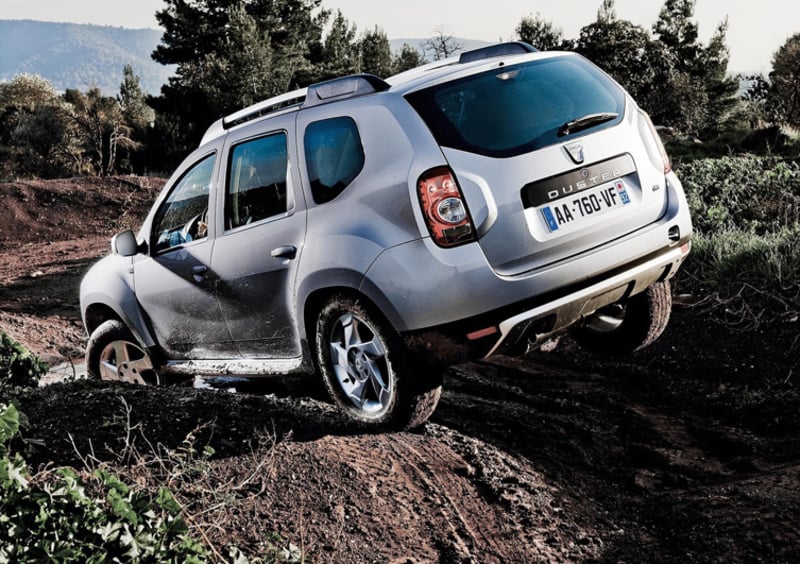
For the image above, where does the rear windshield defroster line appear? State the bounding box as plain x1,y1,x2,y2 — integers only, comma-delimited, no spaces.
405,55,625,159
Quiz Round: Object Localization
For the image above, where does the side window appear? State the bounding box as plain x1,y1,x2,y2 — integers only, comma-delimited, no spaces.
304,117,364,204
226,132,288,230
152,154,215,253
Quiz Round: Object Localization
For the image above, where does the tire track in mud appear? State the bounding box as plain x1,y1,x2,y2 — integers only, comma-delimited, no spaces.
322,433,504,561
436,355,800,562
258,425,602,563
381,433,499,561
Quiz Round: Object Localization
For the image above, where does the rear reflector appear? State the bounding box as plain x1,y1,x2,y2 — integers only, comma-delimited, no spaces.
467,326,499,340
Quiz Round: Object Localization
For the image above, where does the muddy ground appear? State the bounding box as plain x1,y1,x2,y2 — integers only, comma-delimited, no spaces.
1,177,799,562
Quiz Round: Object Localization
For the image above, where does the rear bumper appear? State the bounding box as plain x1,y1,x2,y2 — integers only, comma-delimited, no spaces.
402,239,690,362
482,238,690,357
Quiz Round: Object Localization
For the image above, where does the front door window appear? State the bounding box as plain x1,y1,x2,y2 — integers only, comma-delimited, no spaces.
152,153,215,252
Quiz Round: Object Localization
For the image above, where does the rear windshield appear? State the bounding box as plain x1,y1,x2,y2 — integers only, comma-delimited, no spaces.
405,55,625,158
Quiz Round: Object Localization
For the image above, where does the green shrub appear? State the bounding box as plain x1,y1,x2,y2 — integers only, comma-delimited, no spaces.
0,331,47,390
678,154,800,235
677,155,800,324
0,402,207,562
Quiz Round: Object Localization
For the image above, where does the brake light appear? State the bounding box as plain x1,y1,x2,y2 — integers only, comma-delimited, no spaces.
639,111,672,174
417,166,476,247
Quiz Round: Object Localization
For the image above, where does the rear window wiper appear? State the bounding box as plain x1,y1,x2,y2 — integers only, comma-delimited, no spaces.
557,112,619,137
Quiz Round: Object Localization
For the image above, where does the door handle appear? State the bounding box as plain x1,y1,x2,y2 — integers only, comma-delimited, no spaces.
192,265,209,283
271,245,297,260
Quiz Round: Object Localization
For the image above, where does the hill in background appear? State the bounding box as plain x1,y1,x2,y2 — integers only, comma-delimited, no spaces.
0,20,492,97
0,20,174,95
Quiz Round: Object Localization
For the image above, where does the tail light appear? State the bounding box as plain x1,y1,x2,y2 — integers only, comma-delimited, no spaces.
639,111,672,174
417,166,476,247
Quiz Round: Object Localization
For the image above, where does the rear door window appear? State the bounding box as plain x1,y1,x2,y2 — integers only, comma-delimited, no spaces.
406,56,625,158
303,117,365,204
226,132,288,230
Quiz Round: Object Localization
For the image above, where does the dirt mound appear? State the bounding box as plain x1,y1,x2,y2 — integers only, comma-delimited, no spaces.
0,176,162,249
2,176,800,561
0,176,161,363
10,345,800,562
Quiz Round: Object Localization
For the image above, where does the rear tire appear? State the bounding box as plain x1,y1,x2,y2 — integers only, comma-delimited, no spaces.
314,294,441,430
571,281,672,356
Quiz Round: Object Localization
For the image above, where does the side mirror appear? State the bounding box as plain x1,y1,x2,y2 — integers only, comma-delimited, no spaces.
111,230,143,257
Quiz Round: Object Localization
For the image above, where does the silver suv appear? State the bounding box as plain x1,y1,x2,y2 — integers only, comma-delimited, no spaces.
80,42,692,429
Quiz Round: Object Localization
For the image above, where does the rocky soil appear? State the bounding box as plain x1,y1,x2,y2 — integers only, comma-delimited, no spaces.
1,177,799,562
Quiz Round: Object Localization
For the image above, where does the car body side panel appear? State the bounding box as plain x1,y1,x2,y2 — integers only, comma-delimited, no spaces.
132,240,237,359
293,96,427,335
208,113,308,358
211,201,307,358
79,254,157,349
295,98,422,245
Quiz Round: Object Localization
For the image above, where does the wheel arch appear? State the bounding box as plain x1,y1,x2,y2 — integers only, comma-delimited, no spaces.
81,254,158,348
81,295,157,350
301,284,404,357
83,303,123,335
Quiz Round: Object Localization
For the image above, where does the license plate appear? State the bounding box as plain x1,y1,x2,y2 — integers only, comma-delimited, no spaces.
540,179,630,232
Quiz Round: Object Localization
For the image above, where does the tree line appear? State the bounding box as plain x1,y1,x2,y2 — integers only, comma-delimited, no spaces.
0,67,153,178
1,0,799,179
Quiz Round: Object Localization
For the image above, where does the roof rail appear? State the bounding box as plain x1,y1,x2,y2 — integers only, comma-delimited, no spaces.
458,41,537,64
386,56,459,85
200,74,390,146
303,74,390,108
221,87,307,130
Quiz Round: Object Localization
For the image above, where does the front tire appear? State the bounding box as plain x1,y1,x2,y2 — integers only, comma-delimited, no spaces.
571,281,672,355
85,319,159,384
314,294,441,429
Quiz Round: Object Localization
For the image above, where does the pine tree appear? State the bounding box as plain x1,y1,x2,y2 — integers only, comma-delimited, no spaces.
653,0,700,70
119,65,154,129
767,33,800,129
516,13,570,51
149,0,329,167
117,65,155,173
319,10,359,80
576,1,657,104
393,44,425,73
360,27,394,78
651,0,739,136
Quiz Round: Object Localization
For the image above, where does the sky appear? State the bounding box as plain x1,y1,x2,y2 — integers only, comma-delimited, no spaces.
3,0,798,73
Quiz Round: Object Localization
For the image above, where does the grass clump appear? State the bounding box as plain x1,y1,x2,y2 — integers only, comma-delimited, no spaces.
688,227,800,324
0,328,296,562
677,155,800,325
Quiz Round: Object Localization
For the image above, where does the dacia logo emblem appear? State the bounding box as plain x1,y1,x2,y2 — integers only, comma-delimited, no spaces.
564,142,585,165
